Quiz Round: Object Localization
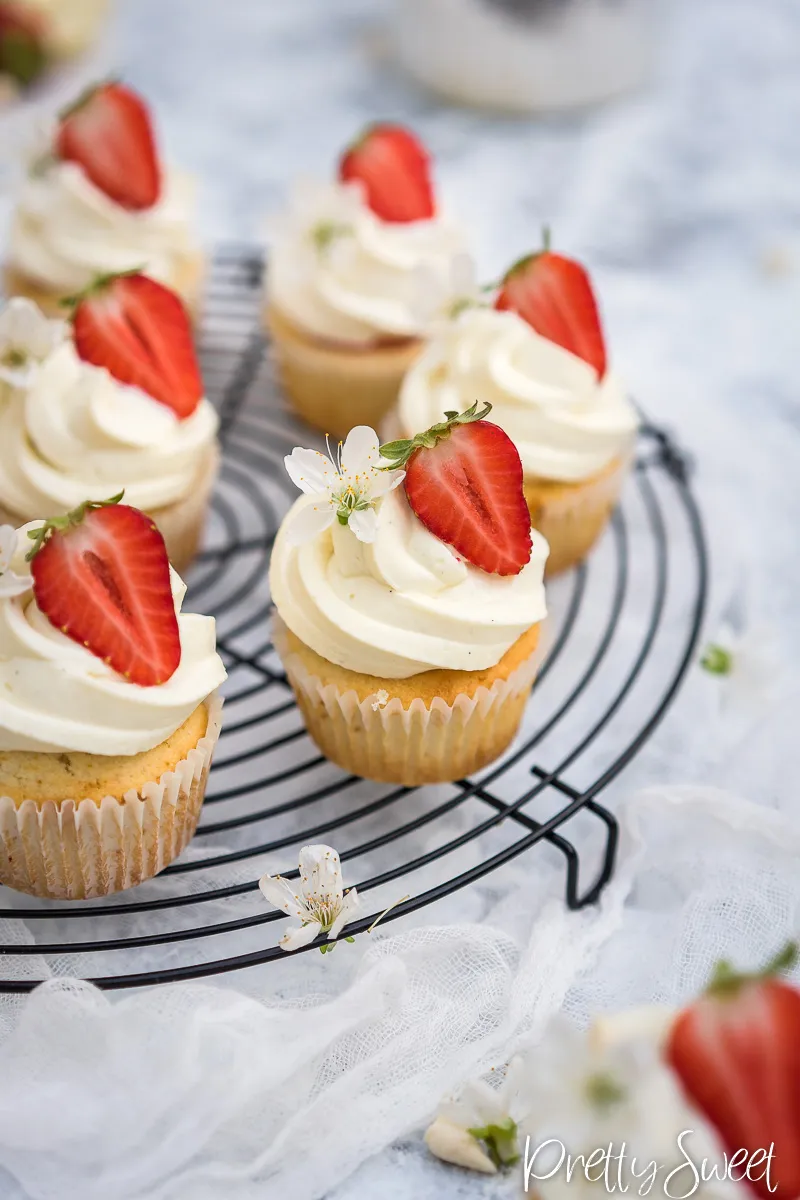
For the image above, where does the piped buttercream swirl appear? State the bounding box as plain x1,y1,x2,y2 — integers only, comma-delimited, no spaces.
266,180,469,344
270,485,548,680
8,151,199,296
0,340,219,515
0,526,226,754
398,307,639,483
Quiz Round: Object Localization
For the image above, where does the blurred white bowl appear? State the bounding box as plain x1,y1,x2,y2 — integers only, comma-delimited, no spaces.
391,0,656,113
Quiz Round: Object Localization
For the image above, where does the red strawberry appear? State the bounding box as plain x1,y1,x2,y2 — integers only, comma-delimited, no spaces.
339,123,435,223
380,402,532,576
55,81,161,211
71,270,203,420
495,234,607,379
0,3,46,86
27,495,181,687
666,943,800,1200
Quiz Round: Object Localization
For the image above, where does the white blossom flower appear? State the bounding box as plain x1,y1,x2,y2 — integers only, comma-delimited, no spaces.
411,251,482,330
518,1015,737,1200
283,425,405,545
426,1057,530,1174
259,844,361,953
265,178,362,273
0,298,65,388
0,526,30,598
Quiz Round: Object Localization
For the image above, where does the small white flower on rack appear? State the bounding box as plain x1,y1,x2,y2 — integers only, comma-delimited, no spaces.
0,298,65,388
0,526,30,598
259,843,361,953
283,425,405,545
412,251,481,330
425,1057,529,1175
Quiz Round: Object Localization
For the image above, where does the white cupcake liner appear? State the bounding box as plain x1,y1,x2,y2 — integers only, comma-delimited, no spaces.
273,617,540,785
0,694,223,900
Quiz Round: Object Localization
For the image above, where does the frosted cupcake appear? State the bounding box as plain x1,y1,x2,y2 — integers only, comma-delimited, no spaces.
265,122,469,439
270,405,548,785
4,81,203,317
0,496,226,899
396,240,639,575
0,279,219,574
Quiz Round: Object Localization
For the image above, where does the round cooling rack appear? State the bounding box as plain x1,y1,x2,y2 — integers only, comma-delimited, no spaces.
0,247,708,993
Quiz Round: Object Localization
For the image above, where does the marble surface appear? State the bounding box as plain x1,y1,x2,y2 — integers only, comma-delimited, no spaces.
130,2,800,1196
1,0,799,1196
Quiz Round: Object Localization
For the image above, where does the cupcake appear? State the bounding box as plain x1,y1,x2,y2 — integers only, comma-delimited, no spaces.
396,238,639,575
265,122,470,439
4,80,204,318
0,277,219,575
0,495,226,899
270,406,548,786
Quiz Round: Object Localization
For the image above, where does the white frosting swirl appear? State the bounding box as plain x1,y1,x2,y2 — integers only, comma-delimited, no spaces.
266,180,469,344
398,307,639,483
0,526,227,754
8,155,199,295
270,486,548,679
0,341,219,515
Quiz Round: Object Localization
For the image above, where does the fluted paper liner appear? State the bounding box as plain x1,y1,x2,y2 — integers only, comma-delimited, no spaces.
0,694,223,900
523,452,632,576
273,619,539,786
266,303,423,440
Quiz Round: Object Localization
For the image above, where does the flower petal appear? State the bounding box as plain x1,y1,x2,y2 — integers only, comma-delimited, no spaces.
0,573,32,598
349,507,378,543
0,364,34,388
258,873,307,921
440,1079,504,1130
298,844,343,906
451,251,477,297
369,468,405,499
0,525,16,574
340,425,381,478
328,887,360,940
279,920,322,952
284,447,337,496
283,502,334,546
0,298,63,362
409,262,442,325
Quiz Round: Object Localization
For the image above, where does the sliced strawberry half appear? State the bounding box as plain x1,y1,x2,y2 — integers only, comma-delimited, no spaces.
0,3,46,87
70,270,203,420
495,234,607,379
339,122,435,223
380,402,532,576
666,943,800,1200
28,495,181,687
55,81,161,211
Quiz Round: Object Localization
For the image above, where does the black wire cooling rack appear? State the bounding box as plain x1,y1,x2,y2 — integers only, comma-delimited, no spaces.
0,247,708,993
